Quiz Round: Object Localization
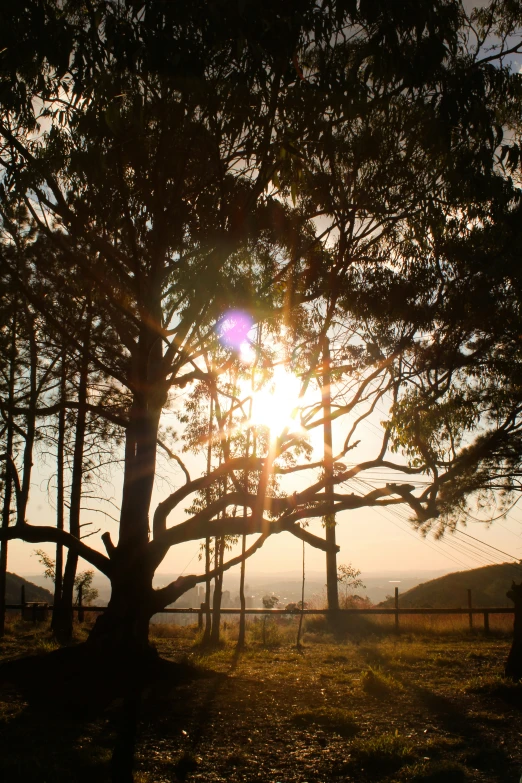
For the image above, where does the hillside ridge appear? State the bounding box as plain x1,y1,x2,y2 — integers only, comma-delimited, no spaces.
5,572,53,604
380,561,522,608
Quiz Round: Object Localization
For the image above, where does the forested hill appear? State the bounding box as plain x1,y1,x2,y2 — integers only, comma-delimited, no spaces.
380,562,522,609
5,573,53,604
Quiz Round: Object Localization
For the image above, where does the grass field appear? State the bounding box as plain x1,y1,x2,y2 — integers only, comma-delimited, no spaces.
0,615,521,782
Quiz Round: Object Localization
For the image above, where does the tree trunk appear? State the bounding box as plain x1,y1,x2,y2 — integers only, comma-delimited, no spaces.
51,351,66,633
237,533,247,649
18,303,38,525
322,336,339,615
203,395,214,642
118,325,164,551
210,536,225,644
54,307,91,640
506,582,522,681
88,299,167,654
203,537,212,642
88,549,155,656
0,303,16,637
237,420,251,651
296,539,305,648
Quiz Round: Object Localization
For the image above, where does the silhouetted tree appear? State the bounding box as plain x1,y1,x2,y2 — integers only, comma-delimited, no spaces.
1,1,522,661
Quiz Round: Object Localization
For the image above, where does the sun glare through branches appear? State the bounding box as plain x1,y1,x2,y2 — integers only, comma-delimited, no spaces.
247,365,304,440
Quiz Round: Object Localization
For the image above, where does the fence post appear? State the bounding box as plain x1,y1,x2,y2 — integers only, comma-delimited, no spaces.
198,603,204,631
467,588,473,630
394,587,399,632
483,611,490,634
78,583,84,623
20,585,25,620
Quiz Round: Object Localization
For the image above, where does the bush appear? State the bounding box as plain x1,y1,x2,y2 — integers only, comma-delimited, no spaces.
248,616,283,647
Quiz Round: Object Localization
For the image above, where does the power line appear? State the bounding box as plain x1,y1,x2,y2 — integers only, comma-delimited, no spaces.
454,526,522,564
334,410,522,572
351,475,510,571
180,545,201,576
438,534,507,569
384,507,495,570
346,477,473,570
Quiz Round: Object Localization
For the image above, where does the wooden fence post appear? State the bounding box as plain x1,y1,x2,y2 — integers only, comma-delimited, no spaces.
20,585,25,620
394,587,399,632
468,589,473,630
484,611,490,634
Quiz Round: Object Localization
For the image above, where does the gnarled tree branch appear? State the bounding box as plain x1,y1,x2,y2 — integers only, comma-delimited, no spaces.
0,523,112,576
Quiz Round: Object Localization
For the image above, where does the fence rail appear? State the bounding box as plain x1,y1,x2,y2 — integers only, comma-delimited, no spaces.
9,584,515,633
7,602,515,632
6,605,516,614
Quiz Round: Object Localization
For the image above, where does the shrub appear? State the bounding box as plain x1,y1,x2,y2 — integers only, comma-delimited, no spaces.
248,616,283,647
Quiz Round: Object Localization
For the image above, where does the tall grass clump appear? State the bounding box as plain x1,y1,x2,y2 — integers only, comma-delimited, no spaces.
348,733,415,775
361,667,403,697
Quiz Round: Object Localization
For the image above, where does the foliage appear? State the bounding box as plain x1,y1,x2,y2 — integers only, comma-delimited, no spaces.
73,570,98,607
337,563,365,607
285,601,308,612
261,594,279,609
33,550,55,583
1,0,522,653
33,550,98,605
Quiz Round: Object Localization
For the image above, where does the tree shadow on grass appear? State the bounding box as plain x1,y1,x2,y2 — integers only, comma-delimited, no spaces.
412,685,517,782
137,650,233,781
0,644,225,783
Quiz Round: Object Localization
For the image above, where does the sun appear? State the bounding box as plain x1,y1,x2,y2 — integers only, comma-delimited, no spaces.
248,365,304,438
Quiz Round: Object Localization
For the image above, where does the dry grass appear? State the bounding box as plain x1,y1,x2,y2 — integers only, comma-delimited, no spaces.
290,705,360,737
0,612,519,782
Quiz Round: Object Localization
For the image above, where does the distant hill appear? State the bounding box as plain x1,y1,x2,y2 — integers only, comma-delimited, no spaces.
380,562,522,608
5,572,53,604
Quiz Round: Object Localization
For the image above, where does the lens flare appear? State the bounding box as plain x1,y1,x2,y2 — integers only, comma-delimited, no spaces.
217,310,253,351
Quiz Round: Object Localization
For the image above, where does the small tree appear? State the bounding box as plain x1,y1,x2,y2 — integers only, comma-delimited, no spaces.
261,594,279,645
262,594,279,610
337,564,365,609
74,571,98,607
34,549,98,608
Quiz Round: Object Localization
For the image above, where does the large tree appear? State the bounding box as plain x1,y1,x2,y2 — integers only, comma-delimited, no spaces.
1,0,522,656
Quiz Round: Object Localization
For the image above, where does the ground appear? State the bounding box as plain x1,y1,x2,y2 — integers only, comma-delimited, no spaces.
0,616,521,782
